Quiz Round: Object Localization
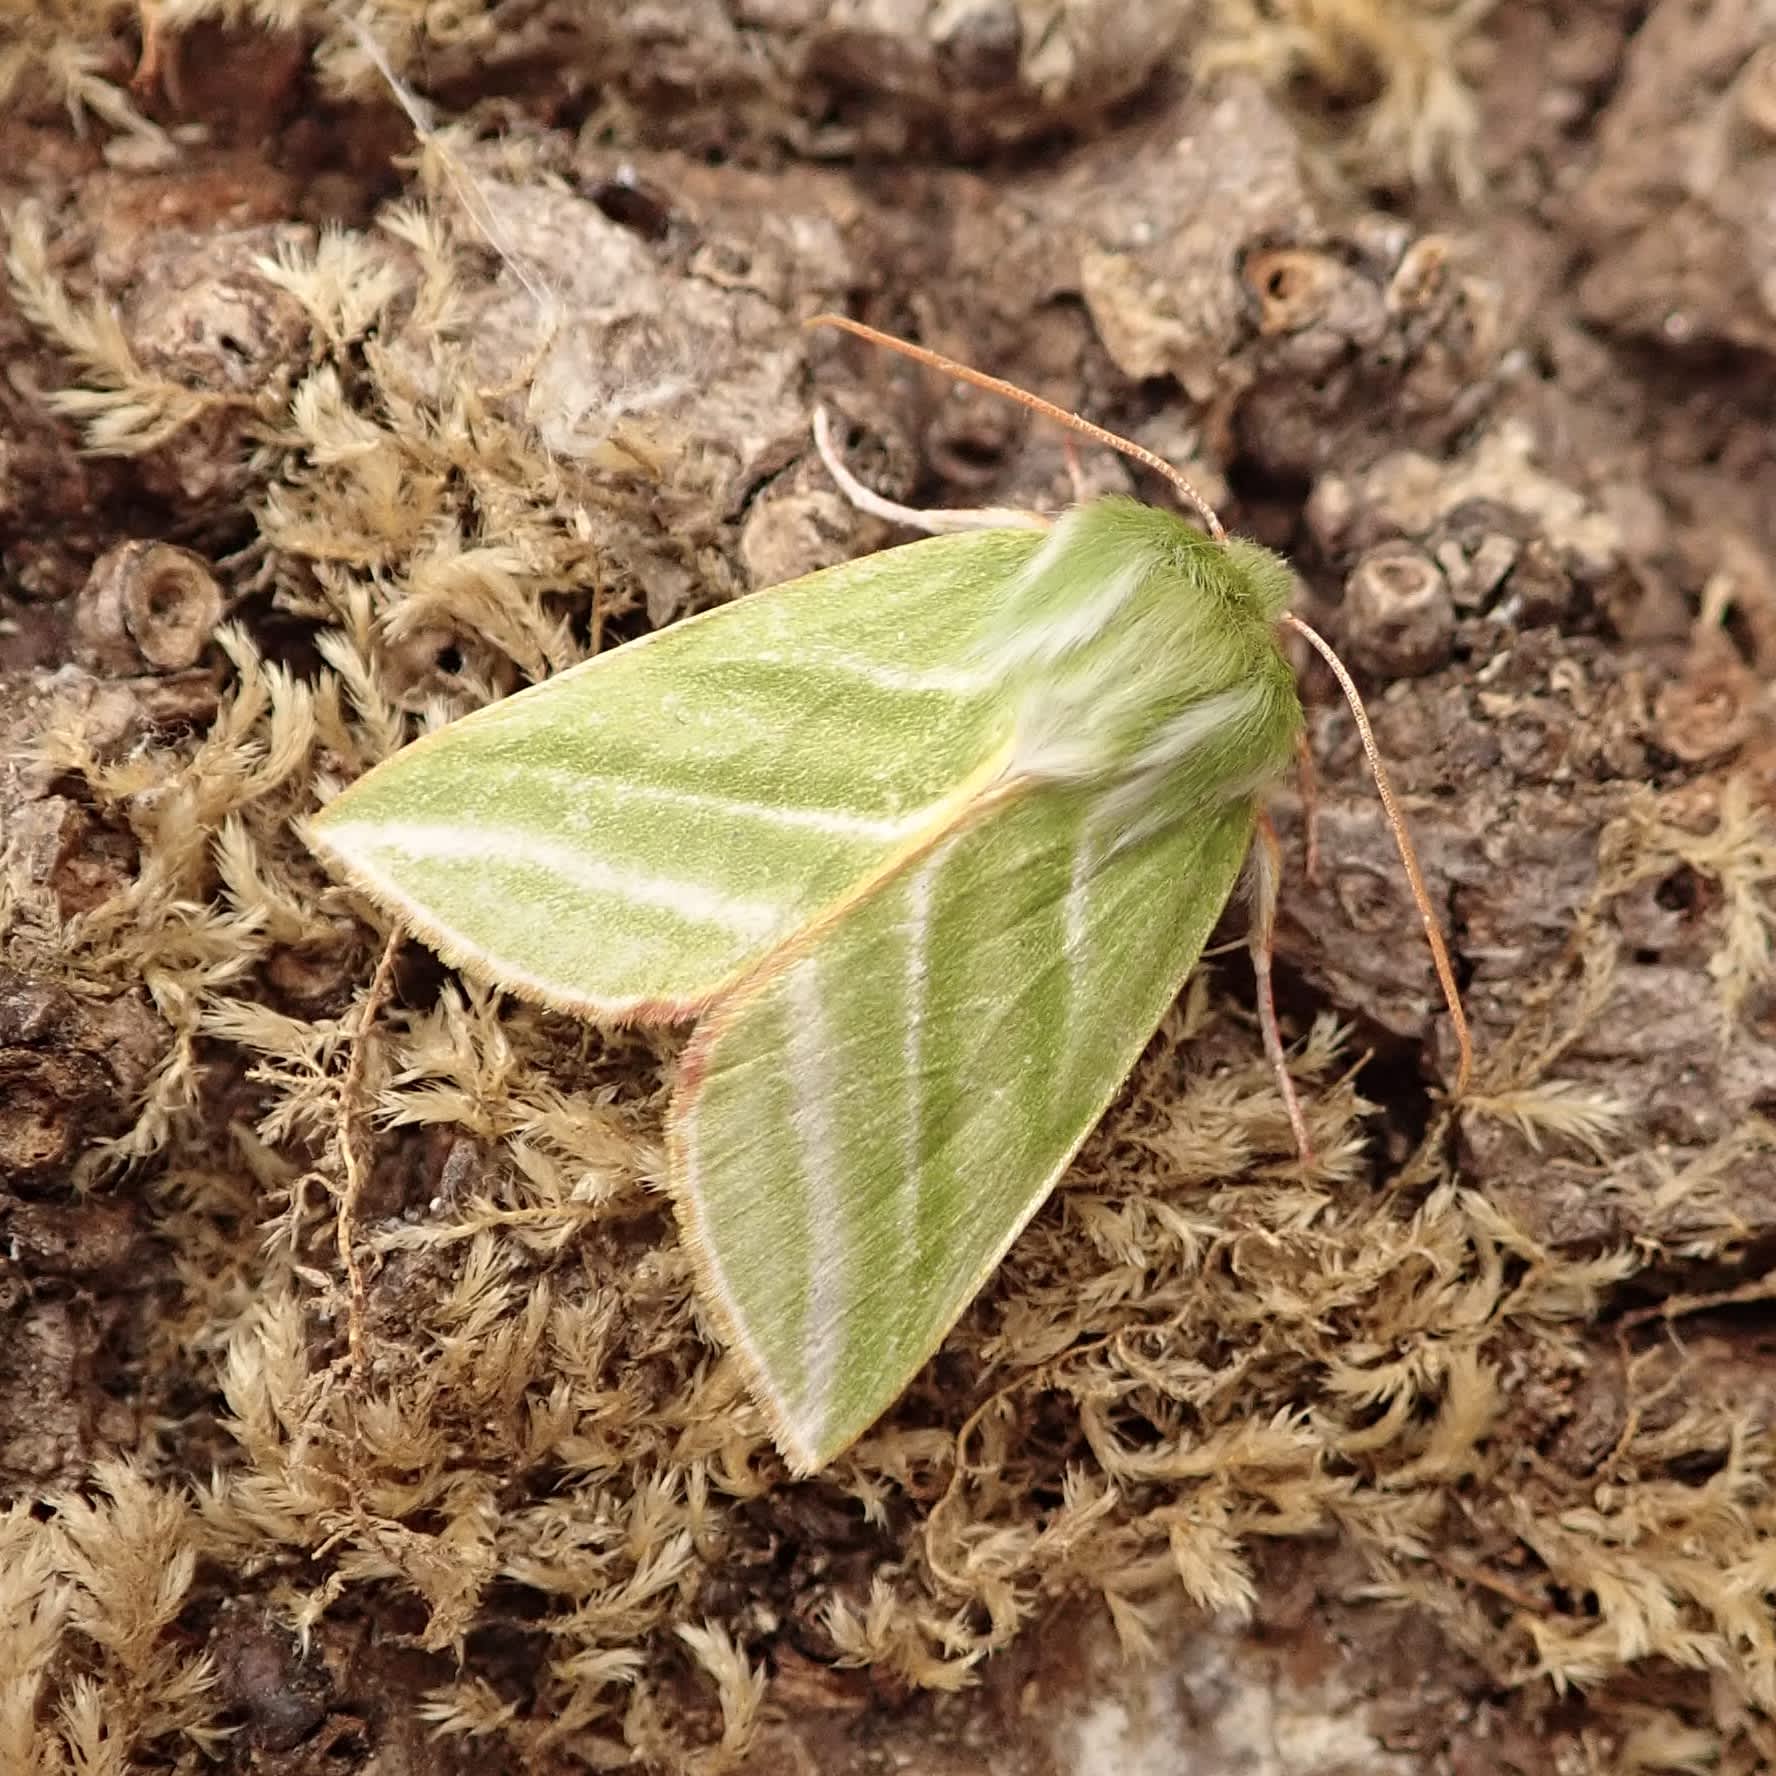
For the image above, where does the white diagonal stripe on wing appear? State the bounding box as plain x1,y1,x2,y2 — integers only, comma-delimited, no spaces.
902,832,961,1267
744,650,995,695
520,764,938,840
1061,803,1102,1071
334,819,784,938
787,953,844,1442
1063,815,1096,962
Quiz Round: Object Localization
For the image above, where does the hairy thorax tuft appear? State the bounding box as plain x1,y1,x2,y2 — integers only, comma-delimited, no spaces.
976,500,1304,820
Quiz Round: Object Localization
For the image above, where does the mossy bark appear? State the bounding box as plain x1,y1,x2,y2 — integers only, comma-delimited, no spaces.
3,3,1776,1771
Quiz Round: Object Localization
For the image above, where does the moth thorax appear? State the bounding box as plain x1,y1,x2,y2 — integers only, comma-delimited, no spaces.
984,498,1302,797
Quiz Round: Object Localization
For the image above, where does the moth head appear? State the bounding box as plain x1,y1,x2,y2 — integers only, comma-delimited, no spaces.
1219,537,1299,626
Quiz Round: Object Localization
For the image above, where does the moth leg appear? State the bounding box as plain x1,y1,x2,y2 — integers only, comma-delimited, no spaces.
812,405,1049,535
1251,811,1314,1164
1294,730,1323,884
1062,435,1091,505
133,0,174,95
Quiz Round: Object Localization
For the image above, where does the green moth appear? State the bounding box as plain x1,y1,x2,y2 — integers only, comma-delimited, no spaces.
307,317,1465,1475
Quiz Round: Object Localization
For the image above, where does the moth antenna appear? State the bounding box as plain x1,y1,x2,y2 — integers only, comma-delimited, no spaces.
811,406,1048,535
1062,435,1090,505
1283,614,1473,1097
808,313,1226,541
1252,812,1315,1163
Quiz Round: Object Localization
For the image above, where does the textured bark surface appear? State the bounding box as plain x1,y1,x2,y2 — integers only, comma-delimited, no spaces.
3,3,1776,1772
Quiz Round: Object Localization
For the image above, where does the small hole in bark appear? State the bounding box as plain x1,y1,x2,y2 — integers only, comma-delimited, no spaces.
41,771,94,803
1285,48,1384,123
1544,1582,1595,1616
591,179,671,240
1653,867,1705,915
392,943,449,1009
944,437,1003,471
320,1724,369,1762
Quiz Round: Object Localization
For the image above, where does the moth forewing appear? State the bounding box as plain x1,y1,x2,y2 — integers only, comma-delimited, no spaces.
306,527,1043,1021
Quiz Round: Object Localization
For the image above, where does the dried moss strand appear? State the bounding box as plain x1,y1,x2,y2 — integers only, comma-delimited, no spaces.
808,314,1227,540
338,929,402,1385
1283,613,1473,1095
346,13,559,322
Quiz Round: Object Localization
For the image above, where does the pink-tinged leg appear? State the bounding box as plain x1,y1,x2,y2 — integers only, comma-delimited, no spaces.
1252,811,1313,1163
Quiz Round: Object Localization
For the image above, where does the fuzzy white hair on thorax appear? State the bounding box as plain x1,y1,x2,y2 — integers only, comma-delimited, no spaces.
1096,684,1270,850
971,510,1167,676
1124,684,1266,780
